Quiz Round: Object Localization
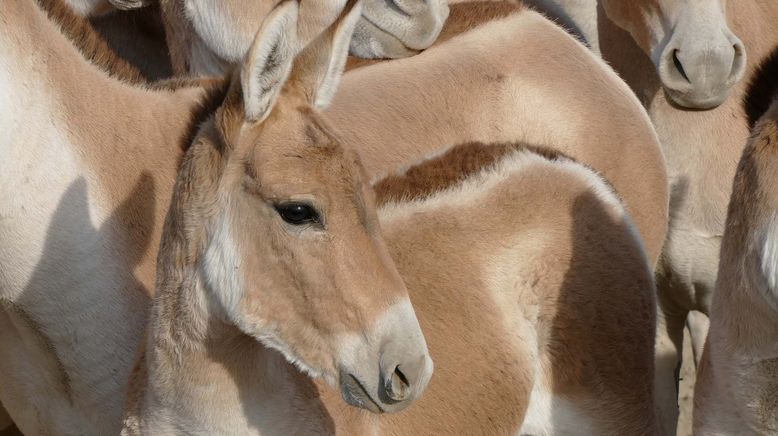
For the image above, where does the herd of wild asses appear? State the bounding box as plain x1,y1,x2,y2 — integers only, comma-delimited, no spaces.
0,0,777,434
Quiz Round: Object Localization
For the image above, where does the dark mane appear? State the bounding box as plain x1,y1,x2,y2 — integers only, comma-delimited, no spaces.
744,45,778,129
33,0,232,151
373,142,568,206
34,0,217,91
35,0,147,83
177,78,232,152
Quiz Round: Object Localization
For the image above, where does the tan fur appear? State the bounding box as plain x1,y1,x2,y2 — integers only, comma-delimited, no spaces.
122,0,670,268
694,100,778,435
374,145,656,435
0,0,665,432
127,138,659,433
328,2,668,269
124,3,435,432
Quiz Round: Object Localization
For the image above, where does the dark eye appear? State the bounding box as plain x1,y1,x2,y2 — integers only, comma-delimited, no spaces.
275,202,321,226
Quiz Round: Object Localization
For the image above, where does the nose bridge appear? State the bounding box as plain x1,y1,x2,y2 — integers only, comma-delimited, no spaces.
336,296,432,412
345,228,408,300
376,298,431,393
377,298,427,351
669,1,741,81
676,0,733,48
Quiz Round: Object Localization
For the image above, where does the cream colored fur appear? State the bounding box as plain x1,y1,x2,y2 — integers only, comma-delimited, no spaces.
598,3,778,433
0,0,212,432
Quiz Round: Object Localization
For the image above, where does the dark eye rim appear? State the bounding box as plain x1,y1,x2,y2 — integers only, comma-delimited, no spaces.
273,201,322,226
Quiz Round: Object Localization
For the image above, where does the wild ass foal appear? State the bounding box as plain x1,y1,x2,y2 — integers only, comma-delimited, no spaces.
122,1,435,433
126,14,659,429
1,0,432,433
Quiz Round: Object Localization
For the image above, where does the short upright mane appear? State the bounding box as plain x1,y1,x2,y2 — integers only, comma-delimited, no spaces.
34,0,224,91
35,0,148,83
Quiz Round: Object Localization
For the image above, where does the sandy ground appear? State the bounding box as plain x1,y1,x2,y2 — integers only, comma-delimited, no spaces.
677,326,696,436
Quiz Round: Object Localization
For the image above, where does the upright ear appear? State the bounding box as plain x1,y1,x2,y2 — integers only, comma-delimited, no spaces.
240,1,299,122
287,0,363,109
108,0,150,10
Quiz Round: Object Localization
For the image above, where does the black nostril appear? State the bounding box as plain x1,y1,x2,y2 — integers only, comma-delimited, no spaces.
672,49,691,83
394,365,409,388
384,365,411,402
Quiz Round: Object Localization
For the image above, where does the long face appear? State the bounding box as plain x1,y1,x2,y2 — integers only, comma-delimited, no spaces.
196,0,432,414
206,99,432,413
601,0,745,109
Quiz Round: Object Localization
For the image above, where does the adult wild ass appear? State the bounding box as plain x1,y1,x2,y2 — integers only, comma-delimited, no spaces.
123,4,659,430
0,0,429,432
158,0,450,75
156,0,669,269
589,1,778,432
521,0,777,430
693,81,778,434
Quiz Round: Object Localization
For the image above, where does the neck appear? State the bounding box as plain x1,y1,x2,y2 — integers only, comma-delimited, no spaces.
125,258,336,435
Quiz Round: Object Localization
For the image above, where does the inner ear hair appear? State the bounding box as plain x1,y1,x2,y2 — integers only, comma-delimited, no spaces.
240,0,299,122
287,0,363,109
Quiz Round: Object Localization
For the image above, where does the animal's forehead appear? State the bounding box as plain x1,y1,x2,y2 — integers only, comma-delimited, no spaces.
242,106,363,185
247,105,340,151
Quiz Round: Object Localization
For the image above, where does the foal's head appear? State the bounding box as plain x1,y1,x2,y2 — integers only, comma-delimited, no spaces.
190,0,432,414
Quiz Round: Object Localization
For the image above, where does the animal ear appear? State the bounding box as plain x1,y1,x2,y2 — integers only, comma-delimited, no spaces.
287,0,363,110
240,1,299,122
108,0,150,10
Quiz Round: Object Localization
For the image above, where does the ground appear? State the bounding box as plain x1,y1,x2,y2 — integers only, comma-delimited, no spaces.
677,325,696,436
